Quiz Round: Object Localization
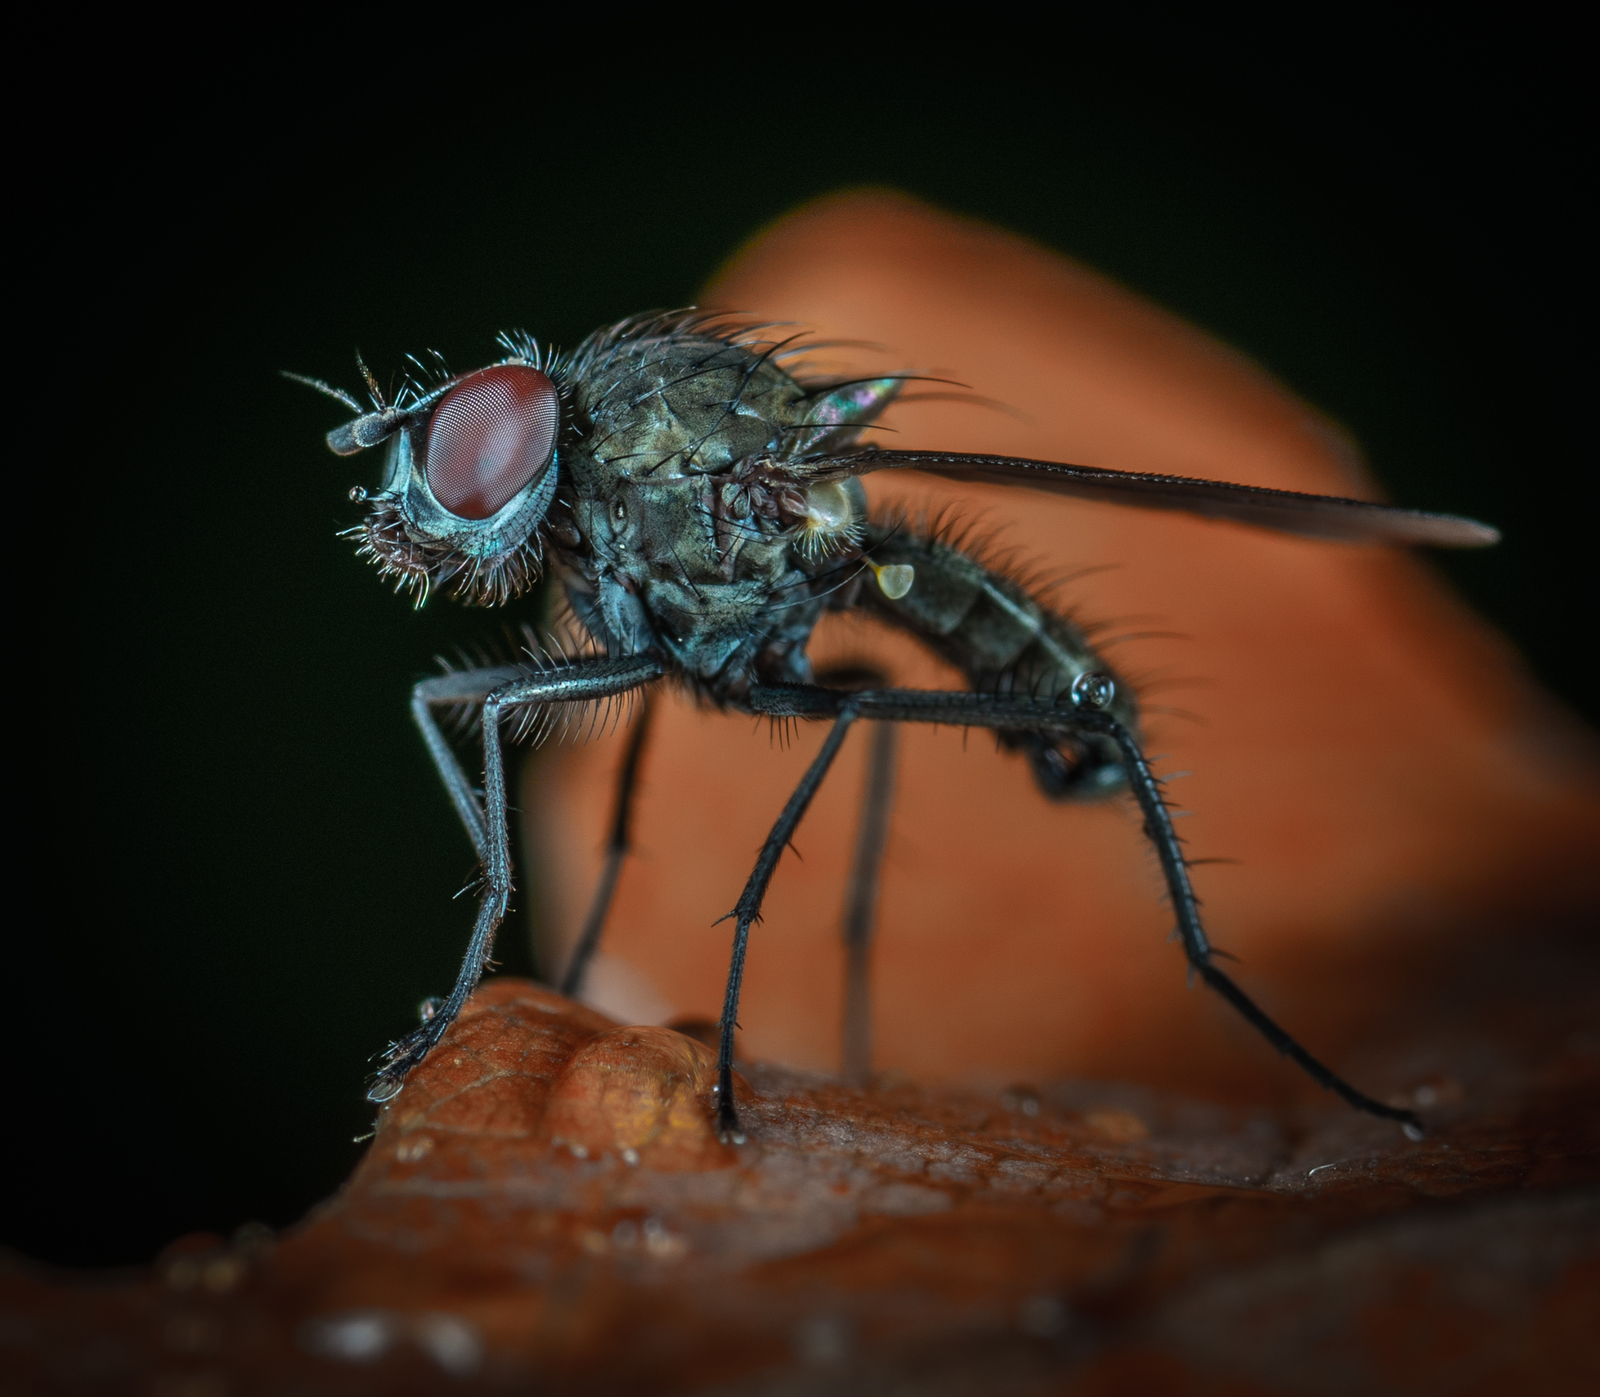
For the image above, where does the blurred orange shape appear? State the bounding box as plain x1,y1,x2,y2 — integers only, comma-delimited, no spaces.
538,1024,738,1172
525,190,1600,1105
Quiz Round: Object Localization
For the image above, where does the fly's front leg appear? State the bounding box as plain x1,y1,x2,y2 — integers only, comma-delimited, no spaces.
410,664,528,860
560,691,656,997
369,655,665,1104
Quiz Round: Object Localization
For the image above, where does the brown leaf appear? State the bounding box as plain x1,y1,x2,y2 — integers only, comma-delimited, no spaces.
8,960,1598,1393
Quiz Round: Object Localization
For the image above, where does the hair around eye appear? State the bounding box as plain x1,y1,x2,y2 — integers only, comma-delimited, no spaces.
425,365,560,519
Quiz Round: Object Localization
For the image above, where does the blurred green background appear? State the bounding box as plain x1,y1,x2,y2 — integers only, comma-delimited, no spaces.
10,45,1589,1265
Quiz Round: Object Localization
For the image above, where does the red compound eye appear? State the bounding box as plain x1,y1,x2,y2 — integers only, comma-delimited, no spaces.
424,365,560,519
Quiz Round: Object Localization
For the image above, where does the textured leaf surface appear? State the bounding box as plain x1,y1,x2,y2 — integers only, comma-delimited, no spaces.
7,965,1598,1394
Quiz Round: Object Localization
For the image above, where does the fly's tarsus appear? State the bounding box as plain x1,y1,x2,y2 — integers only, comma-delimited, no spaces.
368,1025,439,1103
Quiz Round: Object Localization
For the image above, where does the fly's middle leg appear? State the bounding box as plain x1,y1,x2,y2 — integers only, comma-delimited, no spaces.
813,664,901,1087
841,720,898,1085
713,706,859,1143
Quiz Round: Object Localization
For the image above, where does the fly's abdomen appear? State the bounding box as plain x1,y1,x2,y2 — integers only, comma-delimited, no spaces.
859,522,1135,799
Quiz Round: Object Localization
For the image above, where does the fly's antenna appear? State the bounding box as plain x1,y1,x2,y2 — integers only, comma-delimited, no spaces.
280,371,364,416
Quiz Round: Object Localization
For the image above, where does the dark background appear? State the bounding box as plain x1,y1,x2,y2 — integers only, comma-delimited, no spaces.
11,39,1591,1266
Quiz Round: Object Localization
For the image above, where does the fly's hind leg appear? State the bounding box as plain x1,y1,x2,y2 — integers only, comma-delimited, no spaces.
370,655,665,1104
1065,691,1425,1135
746,681,1423,1136
559,691,657,998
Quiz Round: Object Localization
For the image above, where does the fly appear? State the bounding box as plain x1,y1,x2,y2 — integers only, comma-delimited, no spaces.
292,311,1499,1144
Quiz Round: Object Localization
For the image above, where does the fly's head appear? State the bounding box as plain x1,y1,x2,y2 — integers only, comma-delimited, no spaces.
301,338,567,606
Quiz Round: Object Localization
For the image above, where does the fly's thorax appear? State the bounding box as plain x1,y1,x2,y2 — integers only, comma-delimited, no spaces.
568,471,791,590
562,467,822,686
559,319,901,484
567,335,805,479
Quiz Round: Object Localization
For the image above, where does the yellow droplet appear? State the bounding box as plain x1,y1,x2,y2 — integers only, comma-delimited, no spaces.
873,563,915,600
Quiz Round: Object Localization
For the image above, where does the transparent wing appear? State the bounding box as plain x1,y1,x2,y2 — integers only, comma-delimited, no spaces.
802,447,1498,547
